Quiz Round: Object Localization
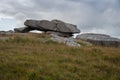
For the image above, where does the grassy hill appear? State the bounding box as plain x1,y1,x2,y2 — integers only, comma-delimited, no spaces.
0,33,120,80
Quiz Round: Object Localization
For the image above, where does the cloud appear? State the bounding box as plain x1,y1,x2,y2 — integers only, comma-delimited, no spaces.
0,0,120,38
14,12,27,27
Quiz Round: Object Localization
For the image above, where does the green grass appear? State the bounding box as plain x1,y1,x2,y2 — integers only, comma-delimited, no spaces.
0,33,120,80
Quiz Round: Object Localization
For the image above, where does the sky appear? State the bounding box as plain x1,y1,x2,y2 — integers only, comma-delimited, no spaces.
0,0,120,38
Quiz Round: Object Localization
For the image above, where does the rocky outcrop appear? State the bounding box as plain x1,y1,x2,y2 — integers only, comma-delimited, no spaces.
76,33,120,47
14,19,80,37
0,30,14,34
51,34,80,47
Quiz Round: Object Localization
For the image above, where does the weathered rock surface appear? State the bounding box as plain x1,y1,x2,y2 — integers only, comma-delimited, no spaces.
25,20,56,31
76,33,120,47
51,20,80,33
14,19,80,37
14,27,31,33
51,34,80,47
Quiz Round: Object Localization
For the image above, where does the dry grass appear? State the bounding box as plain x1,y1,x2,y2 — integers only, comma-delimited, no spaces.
0,33,120,80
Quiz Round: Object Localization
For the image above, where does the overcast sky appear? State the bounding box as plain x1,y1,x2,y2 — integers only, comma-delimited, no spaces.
0,0,120,38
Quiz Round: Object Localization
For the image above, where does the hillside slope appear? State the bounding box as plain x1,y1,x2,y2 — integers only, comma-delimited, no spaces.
0,33,120,80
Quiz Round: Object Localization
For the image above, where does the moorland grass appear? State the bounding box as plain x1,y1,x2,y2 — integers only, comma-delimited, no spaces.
0,33,120,80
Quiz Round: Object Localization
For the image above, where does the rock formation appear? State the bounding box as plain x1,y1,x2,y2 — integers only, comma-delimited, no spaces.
51,34,80,47
76,33,120,47
14,19,80,37
0,30,14,34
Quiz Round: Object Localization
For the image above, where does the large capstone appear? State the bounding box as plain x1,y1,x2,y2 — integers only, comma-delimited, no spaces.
14,19,80,37
24,20,56,31
76,33,120,47
51,19,80,33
